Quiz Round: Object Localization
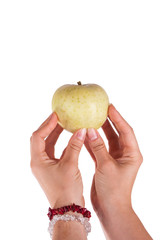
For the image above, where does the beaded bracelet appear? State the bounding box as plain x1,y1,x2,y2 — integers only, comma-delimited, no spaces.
48,213,91,239
47,203,92,238
47,203,91,220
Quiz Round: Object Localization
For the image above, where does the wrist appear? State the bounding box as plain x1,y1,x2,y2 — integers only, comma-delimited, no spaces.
53,218,87,240
95,203,134,239
95,200,133,224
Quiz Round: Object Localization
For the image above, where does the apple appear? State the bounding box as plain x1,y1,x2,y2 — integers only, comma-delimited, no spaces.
51,81,109,133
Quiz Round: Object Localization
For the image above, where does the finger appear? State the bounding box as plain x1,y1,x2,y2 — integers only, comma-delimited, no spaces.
102,118,121,153
84,136,97,166
60,147,67,159
35,112,58,139
108,104,139,151
45,123,63,146
45,124,64,159
62,128,86,163
37,113,53,130
31,113,58,156
86,128,112,169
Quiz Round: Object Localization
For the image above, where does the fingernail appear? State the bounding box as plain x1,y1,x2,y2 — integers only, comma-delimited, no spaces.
75,128,86,141
87,128,98,141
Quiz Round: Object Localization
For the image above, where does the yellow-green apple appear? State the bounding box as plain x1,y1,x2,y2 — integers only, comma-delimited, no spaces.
51,82,109,133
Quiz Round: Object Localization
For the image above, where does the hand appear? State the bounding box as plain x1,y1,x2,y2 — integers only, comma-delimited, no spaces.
84,104,143,216
30,112,86,209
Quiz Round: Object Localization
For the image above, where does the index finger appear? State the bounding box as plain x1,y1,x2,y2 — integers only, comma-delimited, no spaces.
45,123,63,146
108,104,140,152
35,112,58,139
31,113,58,156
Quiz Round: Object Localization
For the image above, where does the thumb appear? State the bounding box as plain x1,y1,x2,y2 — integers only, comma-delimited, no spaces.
62,128,86,162
86,128,111,168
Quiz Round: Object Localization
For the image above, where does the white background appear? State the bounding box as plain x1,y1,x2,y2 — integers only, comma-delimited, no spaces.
0,0,160,239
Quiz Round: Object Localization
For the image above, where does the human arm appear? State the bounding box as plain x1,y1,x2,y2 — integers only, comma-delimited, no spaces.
98,203,152,240
84,104,152,240
30,112,87,239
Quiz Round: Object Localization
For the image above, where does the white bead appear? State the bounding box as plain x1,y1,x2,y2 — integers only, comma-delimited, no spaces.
48,213,91,238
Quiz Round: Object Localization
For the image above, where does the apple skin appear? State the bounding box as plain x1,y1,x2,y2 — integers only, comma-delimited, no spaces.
51,83,109,133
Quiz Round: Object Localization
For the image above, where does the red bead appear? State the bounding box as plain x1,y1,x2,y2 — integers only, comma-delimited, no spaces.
75,205,81,211
77,208,83,214
62,207,66,212
82,208,87,214
52,209,56,215
47,212,51,219
72,203,76,212
54,209,59,214
58,208,64,214
48,211,51,216
66,206,69,212
84,211,91,218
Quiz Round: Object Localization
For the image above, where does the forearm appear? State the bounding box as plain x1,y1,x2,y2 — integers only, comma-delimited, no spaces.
52,212,87,240
97,205,152,240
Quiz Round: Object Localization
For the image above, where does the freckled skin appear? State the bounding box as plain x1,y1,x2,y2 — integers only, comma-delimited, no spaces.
52,83,109,133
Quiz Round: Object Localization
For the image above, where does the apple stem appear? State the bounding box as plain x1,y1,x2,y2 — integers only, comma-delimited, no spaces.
77,81,82,85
